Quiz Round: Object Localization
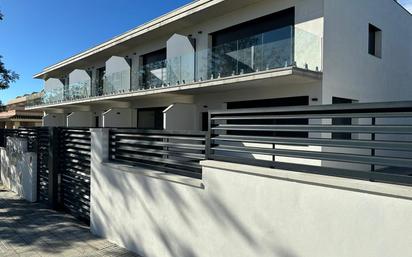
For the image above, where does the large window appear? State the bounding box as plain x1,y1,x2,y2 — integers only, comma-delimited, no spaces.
141,49,167,89
210,8,295,78
368,24,382,58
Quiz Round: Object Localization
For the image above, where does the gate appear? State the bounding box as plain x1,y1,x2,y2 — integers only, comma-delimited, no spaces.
36,128,51,204
58,128,91,223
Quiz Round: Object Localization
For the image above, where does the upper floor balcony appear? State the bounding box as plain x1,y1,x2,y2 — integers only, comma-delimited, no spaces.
28,25,322,108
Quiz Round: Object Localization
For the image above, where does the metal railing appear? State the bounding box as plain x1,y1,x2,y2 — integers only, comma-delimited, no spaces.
109,129,206,179
207,101,412,186
28,26,322,108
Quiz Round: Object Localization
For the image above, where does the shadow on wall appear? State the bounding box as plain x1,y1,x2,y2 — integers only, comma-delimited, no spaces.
91,163,300,257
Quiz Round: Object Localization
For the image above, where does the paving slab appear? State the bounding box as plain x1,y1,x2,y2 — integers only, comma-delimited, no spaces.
0,186,140,257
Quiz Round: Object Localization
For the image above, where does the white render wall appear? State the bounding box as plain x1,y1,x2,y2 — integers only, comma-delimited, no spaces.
90,129,412,257
163,103,198,131
322,0,412,104
0,138,37,202
102,108,135,128
43,113,66,127
67,112,93,127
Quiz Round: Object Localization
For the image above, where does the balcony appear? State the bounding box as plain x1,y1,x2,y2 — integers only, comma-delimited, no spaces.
28,26,322,108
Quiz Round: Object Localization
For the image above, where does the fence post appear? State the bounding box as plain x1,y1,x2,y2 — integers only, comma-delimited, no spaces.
205,112,212,159
0,129,4,147
48,127,60,209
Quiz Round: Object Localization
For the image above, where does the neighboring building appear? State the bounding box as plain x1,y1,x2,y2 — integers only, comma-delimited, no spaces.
0,93,43,129
27,0,412,129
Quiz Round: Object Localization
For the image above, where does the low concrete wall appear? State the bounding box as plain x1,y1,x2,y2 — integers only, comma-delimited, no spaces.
0,138,37,202
90,130,412,257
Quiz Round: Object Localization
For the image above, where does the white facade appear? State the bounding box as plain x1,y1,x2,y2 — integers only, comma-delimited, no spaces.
33,0,411,127
26,2,412,256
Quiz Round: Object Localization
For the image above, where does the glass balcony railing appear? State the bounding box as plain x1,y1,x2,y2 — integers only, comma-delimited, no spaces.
139,26,321,89
28,26,322,107
102,70,131,95
65,81,91,100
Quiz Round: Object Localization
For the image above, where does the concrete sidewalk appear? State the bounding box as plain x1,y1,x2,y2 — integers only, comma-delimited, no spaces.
0,186,139,257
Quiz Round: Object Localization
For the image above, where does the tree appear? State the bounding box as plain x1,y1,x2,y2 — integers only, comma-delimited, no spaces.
0,11,19,89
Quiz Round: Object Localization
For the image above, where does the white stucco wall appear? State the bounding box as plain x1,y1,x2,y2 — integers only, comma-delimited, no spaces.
0,138,37,202
163,103,198,131
43,113,66,127
90,129,412,257
322,0,412,103
66,112,93,127
102,108,134,128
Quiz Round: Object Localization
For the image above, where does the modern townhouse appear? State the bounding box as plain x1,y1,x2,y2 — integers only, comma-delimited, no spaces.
17,1,412,257
28,0,412,130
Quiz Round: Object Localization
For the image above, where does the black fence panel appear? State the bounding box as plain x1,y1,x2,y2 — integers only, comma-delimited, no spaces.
208,101,412,186
109,129,206,179
58,128,91,223
36,127,51,204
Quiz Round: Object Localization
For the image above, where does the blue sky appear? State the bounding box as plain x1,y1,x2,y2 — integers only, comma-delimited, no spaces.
0,0,191,103
0,0,410,104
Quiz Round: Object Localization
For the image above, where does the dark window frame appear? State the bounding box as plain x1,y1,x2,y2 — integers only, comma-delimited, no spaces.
368,24,382,58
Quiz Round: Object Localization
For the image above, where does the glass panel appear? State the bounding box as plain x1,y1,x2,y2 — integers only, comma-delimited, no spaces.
140,60,166,89
136,25,322,91
65,81,90,100
294,27,322,71
30,25,322,107
103,70,130,94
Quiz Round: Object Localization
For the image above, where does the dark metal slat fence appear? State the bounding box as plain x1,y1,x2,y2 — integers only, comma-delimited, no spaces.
207,101,412,186
109,129,206,179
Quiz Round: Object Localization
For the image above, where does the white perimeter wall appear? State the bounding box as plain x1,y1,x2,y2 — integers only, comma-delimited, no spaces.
43,113,66,127
91,128,412,257
322,0,412,103
0,138,37,202
67,112,93,127
163,103,198,131
102,108,135,128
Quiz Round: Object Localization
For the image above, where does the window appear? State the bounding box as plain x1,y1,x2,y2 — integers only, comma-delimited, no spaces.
210,8,295,78
368,24,382,57
137,107,166,130
201,112,209,132
96,67,105,96
141,49,167,89
94,116,100,128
